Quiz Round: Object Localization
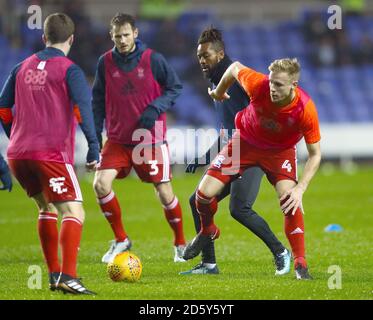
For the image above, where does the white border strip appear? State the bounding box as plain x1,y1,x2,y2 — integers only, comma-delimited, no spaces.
163,196,178,210
98,191,115,204
160,144,170,182
65,164,83,201
38,216,58,221
62,217,82,226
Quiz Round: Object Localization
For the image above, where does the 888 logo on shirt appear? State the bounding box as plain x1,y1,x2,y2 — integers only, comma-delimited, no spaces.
24,69,48,90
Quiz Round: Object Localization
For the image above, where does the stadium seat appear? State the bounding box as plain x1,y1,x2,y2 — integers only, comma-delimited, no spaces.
1,12,372,126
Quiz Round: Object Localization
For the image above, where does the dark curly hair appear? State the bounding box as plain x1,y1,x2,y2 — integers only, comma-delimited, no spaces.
197,26,225,52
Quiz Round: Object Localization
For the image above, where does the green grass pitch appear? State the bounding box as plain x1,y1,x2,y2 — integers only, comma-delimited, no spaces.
0,166,372,300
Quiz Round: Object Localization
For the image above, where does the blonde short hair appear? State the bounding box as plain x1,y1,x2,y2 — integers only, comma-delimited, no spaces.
268,58,300,81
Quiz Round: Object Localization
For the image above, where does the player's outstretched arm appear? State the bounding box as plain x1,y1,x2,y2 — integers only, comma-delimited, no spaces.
298,142,322,191
208,61,246,101
280,142,321,215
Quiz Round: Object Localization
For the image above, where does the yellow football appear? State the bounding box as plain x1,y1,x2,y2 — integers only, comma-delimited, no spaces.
107,251,142,282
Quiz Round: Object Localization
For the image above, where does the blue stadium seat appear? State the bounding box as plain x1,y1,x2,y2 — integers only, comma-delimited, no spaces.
328,102,350,123
173,83,215,126
168,56,192,74
136,20,161,44
312,99,328,122
349,99,371,122
316,67,337,81
361,65,373,79
176,11,216,40
0,35,9,49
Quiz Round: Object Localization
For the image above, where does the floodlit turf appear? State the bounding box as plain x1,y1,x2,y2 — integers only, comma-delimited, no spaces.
0,165,372,300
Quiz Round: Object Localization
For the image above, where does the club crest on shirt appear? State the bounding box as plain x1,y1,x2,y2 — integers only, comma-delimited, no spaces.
137,67,145,79
122,80,137,95
287,117,295,126
260,117,281,132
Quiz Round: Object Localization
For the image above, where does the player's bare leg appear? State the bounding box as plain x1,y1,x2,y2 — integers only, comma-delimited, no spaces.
33,193,58,213
154,181,186,262
93,169,117,198
154,181,174,204
183,175,225,260
276,179,312,280
198,174,226,197
93,169,131,263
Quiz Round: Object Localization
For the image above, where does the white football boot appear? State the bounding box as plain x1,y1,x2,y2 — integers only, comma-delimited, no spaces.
174,244,187,262
102,238,132,263
274,248,292,275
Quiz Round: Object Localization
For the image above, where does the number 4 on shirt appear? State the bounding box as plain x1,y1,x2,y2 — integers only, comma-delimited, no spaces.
282,160,292,173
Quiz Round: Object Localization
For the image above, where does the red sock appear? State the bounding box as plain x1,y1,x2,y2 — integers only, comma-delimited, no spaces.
163,196,186,246
59,216,82,278
283,205,306,267
195,190,218,235
98,191,127,242
38,212,60,273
